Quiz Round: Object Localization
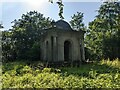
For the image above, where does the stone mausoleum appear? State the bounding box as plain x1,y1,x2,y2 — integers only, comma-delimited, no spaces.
40,20,85,63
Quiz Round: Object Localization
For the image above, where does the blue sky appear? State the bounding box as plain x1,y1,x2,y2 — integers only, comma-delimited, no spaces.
1,0,103,30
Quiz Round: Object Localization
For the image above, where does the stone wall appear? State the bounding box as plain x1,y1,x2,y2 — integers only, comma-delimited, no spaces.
40,28,85,63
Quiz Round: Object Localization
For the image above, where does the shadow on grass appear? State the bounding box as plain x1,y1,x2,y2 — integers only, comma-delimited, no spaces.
59,62,120,78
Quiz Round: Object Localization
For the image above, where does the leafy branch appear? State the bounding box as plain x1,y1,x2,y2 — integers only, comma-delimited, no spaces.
49,0,64,19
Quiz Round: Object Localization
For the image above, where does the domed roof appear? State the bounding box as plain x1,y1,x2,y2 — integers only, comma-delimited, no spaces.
54,20,72,30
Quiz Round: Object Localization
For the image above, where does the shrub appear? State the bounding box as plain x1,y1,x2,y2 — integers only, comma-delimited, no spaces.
2,59,120,88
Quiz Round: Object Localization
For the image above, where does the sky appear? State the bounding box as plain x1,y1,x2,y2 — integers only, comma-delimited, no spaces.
0,0,104,30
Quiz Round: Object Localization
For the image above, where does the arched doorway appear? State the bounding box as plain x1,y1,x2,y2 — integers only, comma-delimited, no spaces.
64,40,72,61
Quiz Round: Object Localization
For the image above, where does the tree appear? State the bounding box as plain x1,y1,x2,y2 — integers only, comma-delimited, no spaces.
0,24,3,28
85,19,104,60
3,11,52,61
2,30,13,61
69,12,85,31
85,1,120,60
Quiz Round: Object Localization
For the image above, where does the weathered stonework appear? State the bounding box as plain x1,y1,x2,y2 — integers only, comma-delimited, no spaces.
40,20,85,63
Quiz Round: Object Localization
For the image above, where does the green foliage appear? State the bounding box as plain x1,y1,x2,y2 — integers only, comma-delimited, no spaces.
2,59,120,88
70,12,85,31
2,31,13,61
2,11,52,61
85,1,120,60
0,23,3,28
49,0,64,19
56,0,64,19
27,42,41,60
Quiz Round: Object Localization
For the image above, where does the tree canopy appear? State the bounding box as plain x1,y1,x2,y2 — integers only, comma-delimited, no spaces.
69,12,85,31
85,1,120,60
2,11,52,61
0,24,3,28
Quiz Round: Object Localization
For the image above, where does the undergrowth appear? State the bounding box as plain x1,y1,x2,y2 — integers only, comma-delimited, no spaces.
2,59,120,88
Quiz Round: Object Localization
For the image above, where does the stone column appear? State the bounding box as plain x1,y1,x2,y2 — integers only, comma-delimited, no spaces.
53,36,57,61
40,41,43,60
78,38,81,61
48,38,52,61
80,38,85,61
43,41,46,61
82,39,85,61
58,38,64,61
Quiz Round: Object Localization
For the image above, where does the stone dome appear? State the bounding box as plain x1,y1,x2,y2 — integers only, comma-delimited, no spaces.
54,20,72,30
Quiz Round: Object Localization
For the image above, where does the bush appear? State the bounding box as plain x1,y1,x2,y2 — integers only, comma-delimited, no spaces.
2,59,120,88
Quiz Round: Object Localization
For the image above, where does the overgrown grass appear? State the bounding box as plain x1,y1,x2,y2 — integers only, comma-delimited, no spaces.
2,59,120,88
